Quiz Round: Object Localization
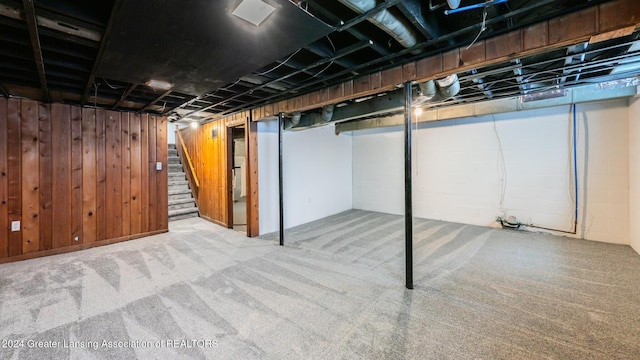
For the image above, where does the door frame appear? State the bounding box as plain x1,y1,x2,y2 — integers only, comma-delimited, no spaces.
226,116,258,236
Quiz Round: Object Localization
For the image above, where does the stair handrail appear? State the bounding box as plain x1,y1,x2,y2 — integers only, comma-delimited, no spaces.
176,128,200,192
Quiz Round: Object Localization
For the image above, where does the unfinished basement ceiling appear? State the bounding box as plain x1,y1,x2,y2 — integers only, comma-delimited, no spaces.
0,0,638,120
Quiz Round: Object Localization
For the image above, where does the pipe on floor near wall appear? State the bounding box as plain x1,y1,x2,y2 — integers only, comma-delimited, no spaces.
337,0,421,51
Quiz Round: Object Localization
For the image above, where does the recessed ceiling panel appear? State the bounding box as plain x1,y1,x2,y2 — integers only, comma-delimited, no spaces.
96,0,333,95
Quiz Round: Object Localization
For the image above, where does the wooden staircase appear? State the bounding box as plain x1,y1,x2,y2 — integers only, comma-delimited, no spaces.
168,144,199,221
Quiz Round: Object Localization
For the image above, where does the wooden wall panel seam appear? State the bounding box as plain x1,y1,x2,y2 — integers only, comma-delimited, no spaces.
21,100,39,254
38,103,52,251
96,109,107,241
121,112,131,236
0,98,8,258
130,113,142,234
140,114,149,234
7,100,21,257
71,106,83,244
51,104,72,248
81,108,97,243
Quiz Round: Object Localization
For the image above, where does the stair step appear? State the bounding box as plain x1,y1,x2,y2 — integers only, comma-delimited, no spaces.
169,201,196,211
169,188,191,196
169,207,199,217
169,193,193,201
169,180,189,187
169,212,200,221
169,197,196,206
169,187,190,195
169,187,190,194
167,143,198,222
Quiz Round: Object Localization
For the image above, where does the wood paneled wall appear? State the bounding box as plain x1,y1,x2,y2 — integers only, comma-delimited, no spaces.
0,98,168,262
179,111,259,236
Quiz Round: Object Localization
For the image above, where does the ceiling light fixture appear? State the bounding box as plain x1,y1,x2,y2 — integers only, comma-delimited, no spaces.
145,79,172,90
232,0,275,27
191,121,199,129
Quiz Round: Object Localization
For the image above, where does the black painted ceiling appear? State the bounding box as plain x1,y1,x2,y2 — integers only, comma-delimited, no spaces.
0,0,637,122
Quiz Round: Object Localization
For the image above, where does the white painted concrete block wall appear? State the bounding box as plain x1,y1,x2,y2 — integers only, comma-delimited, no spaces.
352,99,630,244
258,120,353,234
629,98,640,254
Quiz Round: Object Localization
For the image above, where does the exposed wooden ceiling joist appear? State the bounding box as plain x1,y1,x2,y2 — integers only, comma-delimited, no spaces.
22,0,48,102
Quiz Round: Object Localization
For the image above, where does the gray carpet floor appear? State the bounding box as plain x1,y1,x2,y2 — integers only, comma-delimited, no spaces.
0,209,639,359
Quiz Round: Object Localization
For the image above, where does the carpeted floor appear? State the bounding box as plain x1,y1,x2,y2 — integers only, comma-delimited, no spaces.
0,209,639,359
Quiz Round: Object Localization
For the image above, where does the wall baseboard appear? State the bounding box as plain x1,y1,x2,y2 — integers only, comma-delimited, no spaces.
0,229,168,264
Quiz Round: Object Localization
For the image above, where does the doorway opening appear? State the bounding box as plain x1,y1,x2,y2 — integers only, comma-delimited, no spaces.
229,125,247,234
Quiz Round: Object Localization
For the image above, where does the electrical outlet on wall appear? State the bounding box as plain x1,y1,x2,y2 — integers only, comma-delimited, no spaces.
156,162,162,170
11,221,20,232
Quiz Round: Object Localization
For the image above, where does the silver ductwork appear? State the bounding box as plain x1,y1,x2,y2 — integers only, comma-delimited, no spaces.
436,74,461,99
415,74,460,106
321,104,335,122
290,112,302,127
284,105,336,129
419,80,438,101
337,0,420,51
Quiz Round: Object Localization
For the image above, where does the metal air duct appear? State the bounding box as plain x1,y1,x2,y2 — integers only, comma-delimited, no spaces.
291,112,302,126
338,0,420,50
321,104,335,122
414,74,460,106
436,74,460,99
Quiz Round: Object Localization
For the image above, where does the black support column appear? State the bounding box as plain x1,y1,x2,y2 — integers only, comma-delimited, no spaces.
278,113,284,246
404,82,414,289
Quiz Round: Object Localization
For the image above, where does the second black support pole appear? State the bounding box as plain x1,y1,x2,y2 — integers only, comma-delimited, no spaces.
404,82,414,290
278,113,284,246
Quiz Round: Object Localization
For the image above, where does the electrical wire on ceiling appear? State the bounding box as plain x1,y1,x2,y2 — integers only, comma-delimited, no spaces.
327,35,336,52
311,61,334,78
466,8,488,50
255,49,301,76
205,78,242,99
102,78,124,90
308,35,337,78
